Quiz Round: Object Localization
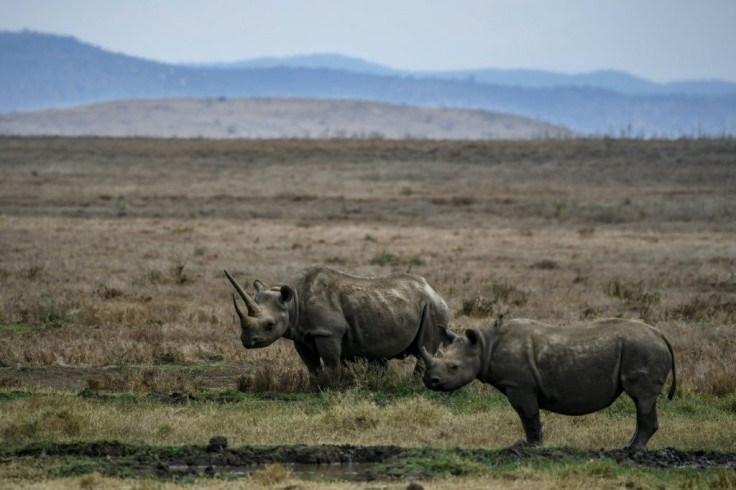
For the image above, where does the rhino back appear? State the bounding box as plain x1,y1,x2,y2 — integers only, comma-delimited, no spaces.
292,267,446,358
486,319,671,415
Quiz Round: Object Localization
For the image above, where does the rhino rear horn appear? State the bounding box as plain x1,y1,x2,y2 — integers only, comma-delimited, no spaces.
224,270,262,317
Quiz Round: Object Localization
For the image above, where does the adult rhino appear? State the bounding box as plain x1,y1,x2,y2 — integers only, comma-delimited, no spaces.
420,316,676,451
225,266,451,374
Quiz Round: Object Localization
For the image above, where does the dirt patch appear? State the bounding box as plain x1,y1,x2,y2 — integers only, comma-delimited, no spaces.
0,363,250,391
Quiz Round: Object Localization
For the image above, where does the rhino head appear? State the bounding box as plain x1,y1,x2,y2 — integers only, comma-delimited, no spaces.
421,329,484,391
224,270,297,349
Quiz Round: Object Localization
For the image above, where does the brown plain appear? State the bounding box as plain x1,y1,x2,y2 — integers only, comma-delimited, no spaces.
0,137,734,397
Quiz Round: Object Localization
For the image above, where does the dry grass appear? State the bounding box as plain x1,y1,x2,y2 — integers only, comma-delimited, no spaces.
0,137,734,399
0,389,734,451
8,474,728,490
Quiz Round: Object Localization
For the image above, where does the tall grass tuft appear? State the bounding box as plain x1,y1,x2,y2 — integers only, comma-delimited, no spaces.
237,362,310,393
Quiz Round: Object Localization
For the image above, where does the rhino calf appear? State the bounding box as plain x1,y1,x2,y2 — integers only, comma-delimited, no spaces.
225,266,451,374
421,317,676,451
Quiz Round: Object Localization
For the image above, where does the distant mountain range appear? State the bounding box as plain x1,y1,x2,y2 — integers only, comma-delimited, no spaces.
193,53,736,97
2,31,736,137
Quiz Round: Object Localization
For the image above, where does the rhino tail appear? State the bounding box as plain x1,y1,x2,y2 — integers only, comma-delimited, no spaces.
662,333,677,400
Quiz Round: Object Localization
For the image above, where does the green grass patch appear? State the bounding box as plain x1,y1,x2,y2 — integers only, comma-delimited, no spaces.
0,391,32,400
0,323,43,334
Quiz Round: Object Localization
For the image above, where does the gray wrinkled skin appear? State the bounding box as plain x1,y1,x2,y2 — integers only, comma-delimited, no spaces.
225,266,451,374
421,318,676,451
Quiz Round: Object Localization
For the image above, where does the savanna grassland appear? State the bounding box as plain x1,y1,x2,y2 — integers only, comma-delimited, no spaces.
0,136,735,489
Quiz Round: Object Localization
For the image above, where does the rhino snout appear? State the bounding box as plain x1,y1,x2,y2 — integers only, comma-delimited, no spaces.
423,373,443,390
242,334,266,348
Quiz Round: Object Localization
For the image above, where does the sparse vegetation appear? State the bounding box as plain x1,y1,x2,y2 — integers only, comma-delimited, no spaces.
0,137,735,487
605,279,661,321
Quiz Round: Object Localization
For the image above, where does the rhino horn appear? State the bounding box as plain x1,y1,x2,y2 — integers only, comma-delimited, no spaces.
232,294,247,323
420,346,434,366
224,270,262,317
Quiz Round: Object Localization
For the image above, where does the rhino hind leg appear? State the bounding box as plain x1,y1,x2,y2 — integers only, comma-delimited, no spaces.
625,395,659,452
506,388,543,446
620,361,668,451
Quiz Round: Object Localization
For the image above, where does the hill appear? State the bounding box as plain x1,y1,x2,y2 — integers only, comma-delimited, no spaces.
0,97,574,140
2,31,735,137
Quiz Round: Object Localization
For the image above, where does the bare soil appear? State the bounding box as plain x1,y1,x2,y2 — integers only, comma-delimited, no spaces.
0,363,247,391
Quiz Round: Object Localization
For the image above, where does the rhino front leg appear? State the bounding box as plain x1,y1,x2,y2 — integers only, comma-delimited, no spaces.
293,341,323,375
506,388,543,446
313,336,342,370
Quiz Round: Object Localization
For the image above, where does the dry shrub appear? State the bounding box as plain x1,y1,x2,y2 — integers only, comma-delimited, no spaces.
237,362,309,393
460,280,527,317
704,369,736,397
531,259,560,270
0,375,21,388
320,392,380,432
310,359,419,393
605,279,661,321
670,294,736,323
249,463,291,485
665,321,736,396
236,358,418,394
78,473,107,489
383,397,443,427
3,407,83,443
460,296,495,317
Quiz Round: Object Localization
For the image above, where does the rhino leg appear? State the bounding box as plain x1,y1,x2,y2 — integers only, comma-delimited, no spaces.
294,341,323,375
625,395,659,451
314,336,342,370
506,388,543,446
621,362,667,451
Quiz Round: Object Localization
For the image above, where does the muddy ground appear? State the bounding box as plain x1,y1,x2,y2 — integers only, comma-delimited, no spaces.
5,440,736,482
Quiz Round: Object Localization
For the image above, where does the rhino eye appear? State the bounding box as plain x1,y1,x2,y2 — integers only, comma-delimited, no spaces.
448,364,459,372
264,321,275,331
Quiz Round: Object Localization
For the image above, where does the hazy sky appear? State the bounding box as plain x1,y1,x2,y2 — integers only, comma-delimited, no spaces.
2,0,735,82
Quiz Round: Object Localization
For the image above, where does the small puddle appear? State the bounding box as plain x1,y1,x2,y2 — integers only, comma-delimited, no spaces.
167,462,372,479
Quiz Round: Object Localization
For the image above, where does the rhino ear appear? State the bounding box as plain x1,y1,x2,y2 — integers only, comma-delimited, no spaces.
254,280,265,294
465,328,482,347
279,285,295,303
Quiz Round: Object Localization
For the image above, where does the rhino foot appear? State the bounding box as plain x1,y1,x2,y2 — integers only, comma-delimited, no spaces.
511,439,541,449
624,443,648,454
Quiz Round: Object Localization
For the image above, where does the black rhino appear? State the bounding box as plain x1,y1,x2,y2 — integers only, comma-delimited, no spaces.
421,316,676,451
225,266,451,373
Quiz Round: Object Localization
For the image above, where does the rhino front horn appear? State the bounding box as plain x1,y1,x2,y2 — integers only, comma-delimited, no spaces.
420,346,433,365
224,270,262,317
232,294,247,323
